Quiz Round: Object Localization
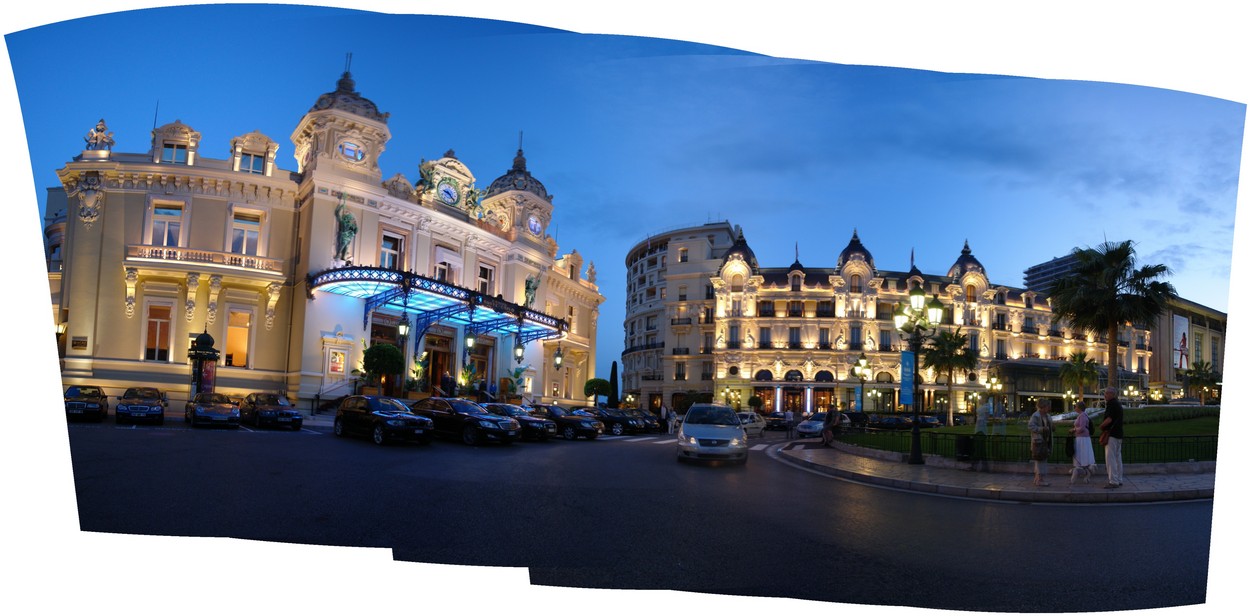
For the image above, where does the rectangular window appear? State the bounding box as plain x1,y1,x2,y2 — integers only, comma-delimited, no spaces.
678,248,688,263
231,212,261,256
477,265,494,295
435,262,450,282
152,205,182,247
880,330,893,351
851,326,862,346
760,327,772,347
380,234,403,270
161,143,188,164
660,287,667,300
225,309,251,368
144,305,172,361
788,327,801,345
705,285,715,300
1212,337,1220,369
675,362,686,381
240,152,265,174
1194,332,1204,363
678,286,687,301
995,339,1007,359
731,299,741,316
819,328,830,346
969,332,979,353
568,306,578,335
729,325,740,344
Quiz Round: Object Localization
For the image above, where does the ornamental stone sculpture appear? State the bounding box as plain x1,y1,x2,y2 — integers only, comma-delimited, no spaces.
85,119,115,151
335,198,357,262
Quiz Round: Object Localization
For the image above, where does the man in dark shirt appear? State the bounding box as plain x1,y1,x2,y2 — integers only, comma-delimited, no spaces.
1100,387,1125,488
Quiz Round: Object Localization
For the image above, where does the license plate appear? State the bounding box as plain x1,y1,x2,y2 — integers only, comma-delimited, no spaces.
508,431,517,436
277,418,291,422
412,429,424,434
69,409,83,413
213,416,226,421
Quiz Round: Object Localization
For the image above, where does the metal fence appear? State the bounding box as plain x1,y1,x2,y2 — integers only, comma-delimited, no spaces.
840,430,1218,464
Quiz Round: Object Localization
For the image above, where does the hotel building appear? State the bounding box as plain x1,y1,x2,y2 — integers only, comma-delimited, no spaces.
623,224,1156,415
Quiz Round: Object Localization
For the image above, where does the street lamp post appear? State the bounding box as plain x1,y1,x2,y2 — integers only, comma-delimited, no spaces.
853,352,869,412
893,283,944,465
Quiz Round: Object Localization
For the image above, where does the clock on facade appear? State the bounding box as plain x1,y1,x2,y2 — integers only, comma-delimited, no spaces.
338,141,366,162
437,180,460,205
527,215,542,236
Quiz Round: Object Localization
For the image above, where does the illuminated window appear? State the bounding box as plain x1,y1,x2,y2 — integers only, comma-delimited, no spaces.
966,285,977,302
161,143,188,164
231,212,261,255
144,304,172,361
225,309,251,368
435,262,450,282
151,205,182,246
477,265,494,295
380,234,403,270
850,274,862,293
678,248,688,263
339,142,365,162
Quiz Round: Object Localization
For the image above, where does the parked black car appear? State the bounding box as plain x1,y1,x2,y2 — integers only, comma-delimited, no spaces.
626,408,663,433
868,414,910,430
481,403,557,441
577,406,643,436
842,411,869,428
527,404,604,440
334,395,433,445
765,411,789,430
64,385,109,422
240,393,303,430
115,387,167,425
408,397,521,445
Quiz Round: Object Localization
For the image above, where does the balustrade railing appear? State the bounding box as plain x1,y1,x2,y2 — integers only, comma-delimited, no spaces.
127,244,284,273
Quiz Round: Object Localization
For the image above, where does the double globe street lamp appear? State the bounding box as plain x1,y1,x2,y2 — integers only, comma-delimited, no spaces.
893,283,944,465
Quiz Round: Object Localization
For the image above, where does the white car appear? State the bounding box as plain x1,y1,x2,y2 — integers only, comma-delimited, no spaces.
796,412,850,438
677,404,748,465
736,411,766,438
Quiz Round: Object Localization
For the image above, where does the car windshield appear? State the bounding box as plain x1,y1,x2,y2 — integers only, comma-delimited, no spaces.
737,413,756,422
809,413,826,422
448,398,487,414
377,398,410,413
684,407,740,426
197,393,232,404
489,405,524,416
572,409,595,417
255,394,289,406
526,407,551,418
123,388,160,399
67,386,101,397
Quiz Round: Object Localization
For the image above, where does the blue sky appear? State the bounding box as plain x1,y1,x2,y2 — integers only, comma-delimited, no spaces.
5,4,1243,383
4,2,1248,614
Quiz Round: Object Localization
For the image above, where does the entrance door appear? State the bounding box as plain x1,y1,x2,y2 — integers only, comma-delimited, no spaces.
783,388,803,413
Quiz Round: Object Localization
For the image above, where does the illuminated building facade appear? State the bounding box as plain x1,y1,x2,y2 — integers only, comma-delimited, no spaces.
44,71,603,406
624,225,1155,416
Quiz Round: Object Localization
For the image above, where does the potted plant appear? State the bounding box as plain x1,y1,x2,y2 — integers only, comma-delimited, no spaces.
748,395,764,412
360,343,403,396
503,365,528,404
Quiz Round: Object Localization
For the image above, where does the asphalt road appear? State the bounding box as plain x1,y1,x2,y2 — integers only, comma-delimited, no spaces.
66,420,1212,612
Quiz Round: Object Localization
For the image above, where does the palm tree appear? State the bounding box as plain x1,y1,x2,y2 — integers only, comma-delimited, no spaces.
1059,351,1099,411
1048,240,1177,391
922,327,977,426
1183,360,1219,405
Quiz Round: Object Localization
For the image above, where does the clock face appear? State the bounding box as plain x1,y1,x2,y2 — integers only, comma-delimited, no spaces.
338,142,366,162
437,180,459,205
527,215,542,236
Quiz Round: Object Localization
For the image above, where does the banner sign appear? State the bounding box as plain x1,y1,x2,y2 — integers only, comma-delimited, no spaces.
900,350,914,406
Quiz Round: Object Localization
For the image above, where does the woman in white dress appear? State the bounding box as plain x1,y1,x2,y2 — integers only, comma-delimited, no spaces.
1069,401,1097,484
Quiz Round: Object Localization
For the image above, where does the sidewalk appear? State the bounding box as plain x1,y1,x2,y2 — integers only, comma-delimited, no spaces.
777,438,1216,503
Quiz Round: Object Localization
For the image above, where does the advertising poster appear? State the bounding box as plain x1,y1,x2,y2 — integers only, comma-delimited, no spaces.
329,350,345,375
1173,314,1190,370
201,359,217,393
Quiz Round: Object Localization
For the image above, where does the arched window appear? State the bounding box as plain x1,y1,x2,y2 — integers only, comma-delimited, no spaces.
784,370,804,382
966,284,977,303
754,370,773,381
851,274,862,294
875,372,894,383
731,274,744,292
814,370,834,382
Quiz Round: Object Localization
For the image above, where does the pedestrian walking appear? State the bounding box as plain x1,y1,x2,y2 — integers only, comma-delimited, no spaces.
1027,398,1054,487
1100,387,1125,488
663,405,675,434
784,408,795,439
820,408,842,447
1069,400,1097,484
974,400,990,435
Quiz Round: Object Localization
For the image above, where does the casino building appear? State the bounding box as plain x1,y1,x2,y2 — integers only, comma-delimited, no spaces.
623,224,1157,416
43,71,604,408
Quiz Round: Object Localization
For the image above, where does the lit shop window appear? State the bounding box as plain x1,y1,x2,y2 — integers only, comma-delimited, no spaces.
225,310,251,368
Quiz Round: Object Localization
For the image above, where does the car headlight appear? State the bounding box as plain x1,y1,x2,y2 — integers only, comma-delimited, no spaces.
730,438,742,446
687,436,699,444
117,404,128,411
581,420,595,428
194,406,205,413
478,419,496,429
86,403,100,409
386,419,406,427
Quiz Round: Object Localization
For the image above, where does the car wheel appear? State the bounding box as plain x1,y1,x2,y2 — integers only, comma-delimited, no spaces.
372,425,386,446
739,456,749,466
562,426,577,440
462,426,480,446
292,422,303,431
333,418,345,437
610,423,624,436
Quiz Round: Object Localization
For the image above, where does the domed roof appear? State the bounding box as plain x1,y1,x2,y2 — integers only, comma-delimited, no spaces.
946,240,986,279
309,71,389,124
485,148,551,201
836,229,874,271
720,229,760,275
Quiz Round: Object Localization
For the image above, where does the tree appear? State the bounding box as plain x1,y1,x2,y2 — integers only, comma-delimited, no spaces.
584,378,611,403
922,327,977,427
1183,360,1220,405
607,361,620,408
1048,240,1177,391
1059,351,1099,410
748,395,764,411
361,343,404,387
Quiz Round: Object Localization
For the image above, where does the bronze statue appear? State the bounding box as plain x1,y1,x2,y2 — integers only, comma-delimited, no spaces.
335,198,357,262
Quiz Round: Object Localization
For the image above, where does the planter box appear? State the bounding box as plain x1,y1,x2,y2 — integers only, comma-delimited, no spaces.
405,391,431,402
361,386,381,396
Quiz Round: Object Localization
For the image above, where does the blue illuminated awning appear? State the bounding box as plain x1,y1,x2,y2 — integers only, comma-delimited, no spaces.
307,266,564,343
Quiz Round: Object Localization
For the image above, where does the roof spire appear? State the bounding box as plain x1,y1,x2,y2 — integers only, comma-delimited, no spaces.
344,52,352,73
910,248,915,269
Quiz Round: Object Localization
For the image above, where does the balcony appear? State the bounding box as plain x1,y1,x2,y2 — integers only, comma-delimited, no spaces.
671,317,692,326
1021,326,1038,335
126,244,284,275
878,343,895,352
992,323,1009,331
623,342,665,355
817,342,832,350
699,348,713,354
787,310,804,318
787,341,803,349
672,347,690,355
701,374,714,381
758,309,776,317
726,341,741,350
845,310,867,319
640,374,664,381
848,342,864,351
674,375,687,381
815,310,835,318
